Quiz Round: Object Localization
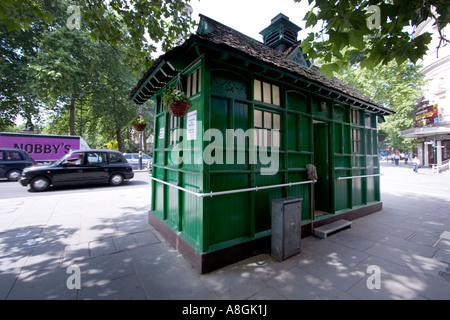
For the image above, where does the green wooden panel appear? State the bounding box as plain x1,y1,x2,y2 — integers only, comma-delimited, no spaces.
313,122,331,212
334,123,343,153
351,169,362,207
334,104,349,123
209,174,251,245
154,182,165,219
287,90,308,113
254,174,283,233
166,170,180,228
181,173,203,246
210,69,249,100
334,177,350,211
286,171,312,221
300,116,311,152
287,113,298,151
334,155,351,168
287,153,310,169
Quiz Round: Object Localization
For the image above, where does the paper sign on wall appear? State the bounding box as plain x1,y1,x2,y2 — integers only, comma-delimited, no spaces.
159,127,165,139
186,110,197,141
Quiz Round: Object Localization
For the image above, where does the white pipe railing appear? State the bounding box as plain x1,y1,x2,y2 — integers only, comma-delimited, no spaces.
337,174,382,180
432,160,450,174
150,176,316,198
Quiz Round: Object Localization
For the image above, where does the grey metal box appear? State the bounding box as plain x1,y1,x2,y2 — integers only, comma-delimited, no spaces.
271,197,302,261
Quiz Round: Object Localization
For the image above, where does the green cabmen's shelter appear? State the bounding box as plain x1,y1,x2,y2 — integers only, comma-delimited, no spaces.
129,14,394,273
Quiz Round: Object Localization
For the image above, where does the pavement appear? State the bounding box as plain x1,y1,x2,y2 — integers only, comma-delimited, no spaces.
1,164,450,302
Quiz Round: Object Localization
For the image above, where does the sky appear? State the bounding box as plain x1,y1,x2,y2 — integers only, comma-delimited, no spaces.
188,0,314,42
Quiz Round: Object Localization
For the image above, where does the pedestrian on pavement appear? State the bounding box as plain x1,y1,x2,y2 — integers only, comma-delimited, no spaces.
413,156,420,173
394,153,400,166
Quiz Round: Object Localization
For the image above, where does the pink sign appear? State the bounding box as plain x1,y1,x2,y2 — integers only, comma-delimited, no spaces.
0,134,80,161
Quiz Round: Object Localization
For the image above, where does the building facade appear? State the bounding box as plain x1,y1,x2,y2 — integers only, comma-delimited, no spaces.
399,17,450,168
130,14,393,273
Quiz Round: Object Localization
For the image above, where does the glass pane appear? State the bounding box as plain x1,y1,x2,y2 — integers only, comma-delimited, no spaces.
254,80,262,101
272,130,280,148
186,75,192,98
266,130,271,147
192,71,197,95
254,109,262,127
258,129,263,147
273,113,280,130
264,112,272,129
197,68,201,93
272,85,280,106
263,82,271,104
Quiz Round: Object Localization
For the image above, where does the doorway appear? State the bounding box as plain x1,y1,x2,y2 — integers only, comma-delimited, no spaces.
313,120,331,216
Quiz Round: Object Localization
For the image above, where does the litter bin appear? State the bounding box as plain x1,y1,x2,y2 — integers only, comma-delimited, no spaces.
271,197,302,261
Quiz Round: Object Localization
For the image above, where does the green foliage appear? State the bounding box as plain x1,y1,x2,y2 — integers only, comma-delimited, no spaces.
1,0,191,151
336,60,425,152
130,114,148,125
297,0,449,77
162,87,193,107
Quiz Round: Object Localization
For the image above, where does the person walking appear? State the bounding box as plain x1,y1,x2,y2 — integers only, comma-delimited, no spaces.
413,156,420,173
394,153,400,166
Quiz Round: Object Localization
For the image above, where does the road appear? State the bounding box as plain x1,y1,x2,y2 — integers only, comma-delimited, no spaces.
0,170,152,200
2,163,449,200
380,161,450,200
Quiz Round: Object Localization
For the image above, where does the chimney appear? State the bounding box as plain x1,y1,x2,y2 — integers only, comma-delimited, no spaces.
259,13,302,52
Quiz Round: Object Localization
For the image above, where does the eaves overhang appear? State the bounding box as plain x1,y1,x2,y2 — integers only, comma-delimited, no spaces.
399,125,450,139
129,59,178,105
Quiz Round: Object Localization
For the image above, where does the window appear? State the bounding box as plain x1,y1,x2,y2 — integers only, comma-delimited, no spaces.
168,115,181,146
352,129,361,153
443,140,450,161
351,109,361,153
254,109,280,148
186,68,201,98
254,79,280,106
108,153,124,164
87,152,107,165
5,151,23,161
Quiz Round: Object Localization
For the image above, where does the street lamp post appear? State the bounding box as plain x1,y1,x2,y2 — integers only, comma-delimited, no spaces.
138,105,143,170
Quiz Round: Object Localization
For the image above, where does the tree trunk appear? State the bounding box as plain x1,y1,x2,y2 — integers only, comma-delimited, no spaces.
116,125,124,152
69,94,76,135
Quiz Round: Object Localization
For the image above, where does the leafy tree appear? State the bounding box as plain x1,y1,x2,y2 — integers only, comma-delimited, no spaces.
30,26,102,135
1,0,196,74
336,60,425,152
298,0,450,76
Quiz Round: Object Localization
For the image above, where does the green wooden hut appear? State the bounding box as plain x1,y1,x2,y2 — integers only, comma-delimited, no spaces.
129,14,394,273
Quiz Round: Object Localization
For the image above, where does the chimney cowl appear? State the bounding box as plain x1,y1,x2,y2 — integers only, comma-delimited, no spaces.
260,13,302,52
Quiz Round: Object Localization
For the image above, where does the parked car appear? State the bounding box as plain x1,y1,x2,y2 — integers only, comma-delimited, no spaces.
0,148,37,181
19,149,134,192
123,153,152,169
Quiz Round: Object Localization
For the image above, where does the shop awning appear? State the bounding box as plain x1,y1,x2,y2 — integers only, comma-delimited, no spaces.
399,125,450,139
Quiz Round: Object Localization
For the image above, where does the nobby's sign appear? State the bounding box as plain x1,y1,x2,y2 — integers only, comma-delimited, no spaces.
0,133,80,161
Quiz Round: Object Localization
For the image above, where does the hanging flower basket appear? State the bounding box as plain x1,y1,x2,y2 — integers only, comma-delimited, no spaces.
162,87,193,118
133,123,147,131
168,101,192,117
130,113,147,131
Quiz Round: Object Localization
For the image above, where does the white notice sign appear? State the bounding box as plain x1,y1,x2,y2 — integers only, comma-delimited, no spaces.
186,110,197,141
159,127,165,139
